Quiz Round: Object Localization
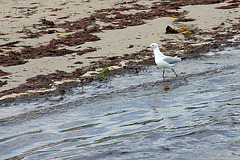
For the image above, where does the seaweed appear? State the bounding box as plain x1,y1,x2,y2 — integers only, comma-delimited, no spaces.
215,3,239,9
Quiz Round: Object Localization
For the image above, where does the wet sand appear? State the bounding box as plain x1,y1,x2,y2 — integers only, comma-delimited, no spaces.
0,0,239,100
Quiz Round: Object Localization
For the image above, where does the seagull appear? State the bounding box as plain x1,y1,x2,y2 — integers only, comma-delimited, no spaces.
148,43,181,78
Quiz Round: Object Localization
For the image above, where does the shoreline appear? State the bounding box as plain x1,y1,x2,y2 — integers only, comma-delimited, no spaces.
0,0,240,101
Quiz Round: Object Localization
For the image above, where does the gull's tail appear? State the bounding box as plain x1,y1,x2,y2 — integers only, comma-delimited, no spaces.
174,56,182,61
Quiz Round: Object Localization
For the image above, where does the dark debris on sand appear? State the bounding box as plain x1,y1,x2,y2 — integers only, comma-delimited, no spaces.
0,0,228,67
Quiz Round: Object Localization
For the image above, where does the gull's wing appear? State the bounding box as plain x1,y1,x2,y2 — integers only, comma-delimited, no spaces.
163,56,181,64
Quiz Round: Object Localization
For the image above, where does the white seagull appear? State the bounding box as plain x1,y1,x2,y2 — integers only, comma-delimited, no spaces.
148,43,181,78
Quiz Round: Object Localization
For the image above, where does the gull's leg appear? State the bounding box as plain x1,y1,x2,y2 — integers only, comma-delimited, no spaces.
172,69,178,77
163,69,165,78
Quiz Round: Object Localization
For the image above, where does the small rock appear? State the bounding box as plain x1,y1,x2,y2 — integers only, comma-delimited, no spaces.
128,45,134,48
164,84,170,91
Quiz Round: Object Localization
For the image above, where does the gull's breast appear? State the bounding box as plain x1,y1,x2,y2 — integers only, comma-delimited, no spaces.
155,57,175,68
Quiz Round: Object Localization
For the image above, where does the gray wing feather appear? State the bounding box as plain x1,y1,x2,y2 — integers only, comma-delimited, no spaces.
163,56,181,64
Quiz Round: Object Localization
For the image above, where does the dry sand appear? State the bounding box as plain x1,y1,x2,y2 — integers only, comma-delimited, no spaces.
0,0,239,94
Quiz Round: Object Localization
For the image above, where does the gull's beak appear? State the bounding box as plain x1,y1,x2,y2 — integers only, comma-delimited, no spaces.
146,46,150,49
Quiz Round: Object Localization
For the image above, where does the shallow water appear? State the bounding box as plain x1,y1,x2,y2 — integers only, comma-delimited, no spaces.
0,48,240,160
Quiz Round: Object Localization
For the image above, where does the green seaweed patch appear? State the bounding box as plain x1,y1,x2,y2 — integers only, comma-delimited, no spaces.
95,76,108,81
99,67,110,74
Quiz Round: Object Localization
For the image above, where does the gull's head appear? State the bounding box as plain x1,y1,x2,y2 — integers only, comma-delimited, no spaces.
149,43,159,49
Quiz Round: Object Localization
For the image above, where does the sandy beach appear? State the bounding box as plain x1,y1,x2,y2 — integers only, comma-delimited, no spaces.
0,0,239,100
